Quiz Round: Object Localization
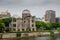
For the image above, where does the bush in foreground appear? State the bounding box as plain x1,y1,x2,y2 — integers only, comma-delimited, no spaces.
16,32,21,37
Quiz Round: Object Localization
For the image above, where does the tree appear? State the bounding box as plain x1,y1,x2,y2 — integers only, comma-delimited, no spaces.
35,21,53,30
45,23,52,30
51,23,60,29
0,19,5,32
57,23,60,28
35,21,41,29
0,23,5,33
0,18,12,32
35,21,46,30
2,17,12,32
3,17,12,27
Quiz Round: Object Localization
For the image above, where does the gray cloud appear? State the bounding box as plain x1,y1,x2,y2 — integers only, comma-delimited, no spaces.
42,0,60,6
0,0,22,6
0,0,60,6
0,0,60,17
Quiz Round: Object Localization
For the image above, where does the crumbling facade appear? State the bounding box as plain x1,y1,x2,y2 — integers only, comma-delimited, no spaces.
10,9,36,32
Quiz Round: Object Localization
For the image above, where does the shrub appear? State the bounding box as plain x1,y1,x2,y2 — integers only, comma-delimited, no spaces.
16,32,21,37
50,30,54,37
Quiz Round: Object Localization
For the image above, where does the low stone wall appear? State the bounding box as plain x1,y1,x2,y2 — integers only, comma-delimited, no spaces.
0,33,16,38
2,33,16,38
0,31,59,38
21,32,59,37
21,32,50,37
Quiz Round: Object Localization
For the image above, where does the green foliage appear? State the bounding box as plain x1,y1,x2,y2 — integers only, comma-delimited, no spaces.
43,30,51,32
35,21,60,30
57,28,60,37
45,23,52,30
0,19,4,23
0,17,16,32
3,17,12,27
35,21,46,29
3,18,12,32
0,23,5,33
50,30,54,37
51,23,60,29
0,19,5,32
35,21,40,29
57,28,60,31
35,21,52,30
16,32,21,37
0,18,12,33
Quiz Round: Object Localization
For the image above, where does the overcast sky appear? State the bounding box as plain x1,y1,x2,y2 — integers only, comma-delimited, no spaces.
0,0,60,18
